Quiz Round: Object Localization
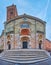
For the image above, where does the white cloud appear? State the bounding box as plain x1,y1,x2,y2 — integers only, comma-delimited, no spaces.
46,24,51,40
17,0,37,15
17,0,28,7
36,0,50,20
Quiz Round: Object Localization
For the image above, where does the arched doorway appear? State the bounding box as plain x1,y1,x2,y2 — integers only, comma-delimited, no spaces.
21,37,29,49
21,29,30,35
39,40,42,49
7,41,11,50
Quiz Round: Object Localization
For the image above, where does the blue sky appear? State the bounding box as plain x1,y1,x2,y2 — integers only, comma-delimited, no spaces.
0,0,51,40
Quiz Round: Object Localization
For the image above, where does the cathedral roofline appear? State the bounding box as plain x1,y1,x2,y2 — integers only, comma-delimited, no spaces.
5,14,46,25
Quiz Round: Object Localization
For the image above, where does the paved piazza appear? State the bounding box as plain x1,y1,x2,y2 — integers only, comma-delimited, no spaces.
0,57,51,65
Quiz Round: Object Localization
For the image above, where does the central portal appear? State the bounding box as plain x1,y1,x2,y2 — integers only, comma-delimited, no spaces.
21,37,29,49
23,41,28,49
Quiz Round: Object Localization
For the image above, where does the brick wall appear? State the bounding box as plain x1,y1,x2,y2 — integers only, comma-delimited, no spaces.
44,39,51,51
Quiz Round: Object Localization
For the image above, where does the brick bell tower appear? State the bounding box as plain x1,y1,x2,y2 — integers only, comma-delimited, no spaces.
7,4,18,21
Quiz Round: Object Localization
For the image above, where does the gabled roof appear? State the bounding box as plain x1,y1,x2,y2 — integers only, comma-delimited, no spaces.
5,14,46,24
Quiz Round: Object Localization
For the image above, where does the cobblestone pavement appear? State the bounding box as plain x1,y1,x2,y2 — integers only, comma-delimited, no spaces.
0,58,51,65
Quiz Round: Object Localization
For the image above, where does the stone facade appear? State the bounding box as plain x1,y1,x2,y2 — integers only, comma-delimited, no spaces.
4,15,46,50
0,4,46,50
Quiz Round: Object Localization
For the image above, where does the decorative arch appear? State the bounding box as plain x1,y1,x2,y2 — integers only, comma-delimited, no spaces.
21,37,30,49
21,29,30,35
7,34,11,40
21,37,29,41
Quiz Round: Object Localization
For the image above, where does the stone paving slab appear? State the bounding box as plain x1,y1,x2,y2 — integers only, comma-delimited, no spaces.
0,57,51,65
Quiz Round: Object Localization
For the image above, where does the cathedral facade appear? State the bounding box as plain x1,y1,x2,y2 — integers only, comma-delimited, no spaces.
1,4,46,50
